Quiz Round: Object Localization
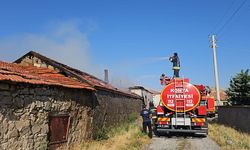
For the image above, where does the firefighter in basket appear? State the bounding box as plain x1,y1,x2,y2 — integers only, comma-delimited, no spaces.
169,52,180,78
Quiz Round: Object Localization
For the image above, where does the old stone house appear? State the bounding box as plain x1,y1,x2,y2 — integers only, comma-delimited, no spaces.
129,86,154,108
149,89,161,107
0,61,95,149
13,51,142,143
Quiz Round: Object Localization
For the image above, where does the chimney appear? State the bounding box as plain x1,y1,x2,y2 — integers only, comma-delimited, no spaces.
104,69,109,83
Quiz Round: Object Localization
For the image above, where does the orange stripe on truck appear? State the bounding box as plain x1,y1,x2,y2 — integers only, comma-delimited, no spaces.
192,118,206,123
158,118,170,122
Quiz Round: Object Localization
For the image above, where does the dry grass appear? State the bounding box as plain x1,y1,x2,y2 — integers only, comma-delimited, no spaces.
209,123,250,150
59,118,150,150
77,124,150,150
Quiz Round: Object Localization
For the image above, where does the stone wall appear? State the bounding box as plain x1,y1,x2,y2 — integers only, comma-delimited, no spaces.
18,55,58,71
218,106,250,133
18,54,143,131
93,89,142,132
0,82,94,150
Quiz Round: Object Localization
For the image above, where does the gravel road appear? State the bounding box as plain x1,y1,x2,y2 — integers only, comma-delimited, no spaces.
144,135,220,150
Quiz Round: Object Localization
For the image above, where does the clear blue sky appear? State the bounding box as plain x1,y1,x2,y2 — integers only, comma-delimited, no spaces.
0,0,249,91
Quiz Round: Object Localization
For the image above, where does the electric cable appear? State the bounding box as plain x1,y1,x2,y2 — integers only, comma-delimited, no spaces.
211,0,236,34
216,0,248,36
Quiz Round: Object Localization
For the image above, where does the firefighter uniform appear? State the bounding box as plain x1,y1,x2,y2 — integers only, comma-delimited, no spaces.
140,106,152,138
169,53,180,78
149,106,157,135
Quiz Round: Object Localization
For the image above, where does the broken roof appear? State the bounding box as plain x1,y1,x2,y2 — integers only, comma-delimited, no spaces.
0,60,94,90
15,51,141,98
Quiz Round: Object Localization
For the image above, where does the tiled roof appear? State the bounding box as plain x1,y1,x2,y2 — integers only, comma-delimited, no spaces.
210,88,228,101
57,66,140,98
0,61,94,90
15,51,141,98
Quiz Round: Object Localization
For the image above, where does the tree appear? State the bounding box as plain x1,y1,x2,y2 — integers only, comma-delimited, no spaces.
226,69,250,105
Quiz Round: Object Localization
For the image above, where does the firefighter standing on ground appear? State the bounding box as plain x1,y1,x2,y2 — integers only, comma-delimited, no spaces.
169,52,180,78
140,105,152,138
149,101,157,135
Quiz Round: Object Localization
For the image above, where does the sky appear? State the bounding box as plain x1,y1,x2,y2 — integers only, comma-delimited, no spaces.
0,0,250,91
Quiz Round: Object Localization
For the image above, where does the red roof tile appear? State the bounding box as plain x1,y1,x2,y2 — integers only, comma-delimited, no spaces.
14,51,141,98
0,61,94,90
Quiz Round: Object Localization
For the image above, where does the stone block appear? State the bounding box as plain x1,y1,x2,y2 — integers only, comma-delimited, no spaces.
14,98,25,108
34,63,41,67
7,121,15,130
0,96,12,105
32,125,41,134
8,129,19,138
60,102,71,111
23,57,33,63
30,89,35,94
15,120,30,132
36,90,51,97
0,91,11,96
1,142,8,150
29,114,36,123
40,124,48,134
21,140,34,150
6,137,22,150
19,88,29,95
44,101,52,111
0,83,9,90
14,108,24,114
12,92,19,98
48,65,54,70
29,102,36,111
24,98,32,106
2,119,8,135
35,101,43,108
21,126,31,136
0,114,3,122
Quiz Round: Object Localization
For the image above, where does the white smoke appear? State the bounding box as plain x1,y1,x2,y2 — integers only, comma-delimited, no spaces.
0,20,139,89
0,20,92,72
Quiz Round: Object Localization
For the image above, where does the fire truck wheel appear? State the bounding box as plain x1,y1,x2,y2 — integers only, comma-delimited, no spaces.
155,131,161,137
194,132,207,138
166,132,172,138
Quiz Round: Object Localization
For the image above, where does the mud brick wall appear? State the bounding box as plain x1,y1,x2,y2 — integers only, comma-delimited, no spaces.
0,82,94,150
93,89,142,131
218,106,250,133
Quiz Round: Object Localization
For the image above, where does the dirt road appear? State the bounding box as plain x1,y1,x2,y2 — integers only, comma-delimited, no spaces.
144,135,220,150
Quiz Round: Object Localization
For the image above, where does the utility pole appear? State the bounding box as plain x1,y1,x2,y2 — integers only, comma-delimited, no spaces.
210,35,221,106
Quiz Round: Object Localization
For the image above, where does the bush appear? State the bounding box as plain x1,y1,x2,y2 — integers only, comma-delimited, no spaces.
39,140,48,150
128,112,138,123
93,127,110,141
226,69,250,105
93,113,139,141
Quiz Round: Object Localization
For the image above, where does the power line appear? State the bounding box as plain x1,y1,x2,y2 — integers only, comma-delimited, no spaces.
216,0,248,35
211,0,236,33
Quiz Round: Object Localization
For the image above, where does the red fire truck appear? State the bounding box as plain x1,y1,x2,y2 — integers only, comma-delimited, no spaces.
194,85,216,118
156,78,209,136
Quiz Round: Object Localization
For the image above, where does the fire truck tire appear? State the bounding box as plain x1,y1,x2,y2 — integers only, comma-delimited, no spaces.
166,132,172,138
155,130,161,137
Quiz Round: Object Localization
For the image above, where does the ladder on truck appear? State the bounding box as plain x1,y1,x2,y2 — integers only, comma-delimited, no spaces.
174,78,186,126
